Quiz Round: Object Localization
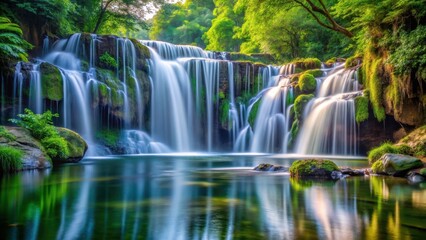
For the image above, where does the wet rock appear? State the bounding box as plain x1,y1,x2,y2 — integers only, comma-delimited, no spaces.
331,171,344,179
254,163,287,172
407,172,425,183
340,167,366,176
289,159,339,179
378,153,424,176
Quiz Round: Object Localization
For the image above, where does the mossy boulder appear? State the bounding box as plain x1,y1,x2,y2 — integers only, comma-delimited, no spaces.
40,62,63,101
292,58,322,70
368,142,411,164
397,125,426,158
298,73,317,93
304,69,323,78
374,153,424,176
57,127,88,163
289,159,339,179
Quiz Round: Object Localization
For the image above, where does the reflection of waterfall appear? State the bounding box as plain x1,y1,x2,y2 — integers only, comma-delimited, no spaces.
295,66,361,155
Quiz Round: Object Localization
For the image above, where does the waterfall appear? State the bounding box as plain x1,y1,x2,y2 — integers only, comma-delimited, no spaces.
142,40,211,60
295,65,361,155
147,48,193,151
250,78,294,153
28,62,43,114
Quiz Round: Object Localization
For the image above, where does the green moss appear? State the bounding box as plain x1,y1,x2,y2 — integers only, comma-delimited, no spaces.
298,73,317,93
41,136,69,161
294,94,314,119
40,62,63,101
130,38,150,59
371,160,385,174
354,95,369,123
98,83,108,99
345,56,361,69
367,142,411,164
363,52,385,121
325,57,336,66
292,58,322,70
248,100,261,128
99,52,118,69
290,120,299,143
420,168,426,177
304,69,323,78
220,99,230,127
96,129,121,148
0,126,16,141
289,159,339,178
57,127,87,159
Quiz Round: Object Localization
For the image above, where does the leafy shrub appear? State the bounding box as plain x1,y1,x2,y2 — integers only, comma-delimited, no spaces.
298,73,317,93
99,52,118,69
0,16,32,64
0,145,23,172
10,109,69,161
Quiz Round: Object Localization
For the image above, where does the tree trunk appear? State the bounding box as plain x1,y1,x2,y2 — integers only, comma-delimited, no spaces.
92,0,114,34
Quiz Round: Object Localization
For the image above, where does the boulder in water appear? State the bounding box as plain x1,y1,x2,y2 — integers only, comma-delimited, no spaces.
57,127,88,163
254,163,287,172
375,153,424,176
289,159,339,179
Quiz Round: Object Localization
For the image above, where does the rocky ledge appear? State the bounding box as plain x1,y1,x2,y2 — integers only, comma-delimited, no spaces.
0,126,87,172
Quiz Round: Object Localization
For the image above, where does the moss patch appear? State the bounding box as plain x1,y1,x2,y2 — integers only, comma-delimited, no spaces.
345,56,361,69
289,159,339,178
0,126,16,141
371,160,385,174
294,94,314,119
99,52,118,70
298,73,317,93
292,58,322,70
363,52,385,121
96,129,121,148
248,100,261,128
304,69,323,78
368,142,411,164
354,95,369,123
40,62,63,101
219,99,230,128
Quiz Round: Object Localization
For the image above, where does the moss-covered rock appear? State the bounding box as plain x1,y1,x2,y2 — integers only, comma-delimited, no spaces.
375,153,424,176
354,95,369,123
371,160,385,174
57,127,88,163
298,73,317,93
368,142,411,164
345,56,362,69
397,125,426,158
95,129,121,150
292,58,322,70
289,159,339,179
40,62,63,101
294,94,314,119
304,69,323,78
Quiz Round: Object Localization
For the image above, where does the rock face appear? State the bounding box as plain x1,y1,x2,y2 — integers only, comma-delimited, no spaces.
0,126,51,170
397,125,426,159
289,159,339,179
374,153,424,176
57,127,88,163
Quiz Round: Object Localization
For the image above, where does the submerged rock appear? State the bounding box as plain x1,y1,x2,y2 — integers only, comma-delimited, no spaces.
407,171,425,183
254,163,287,172
376,153,424,176
289,159,339,179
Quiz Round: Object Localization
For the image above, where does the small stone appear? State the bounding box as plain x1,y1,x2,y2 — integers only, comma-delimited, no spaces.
254,163,287,172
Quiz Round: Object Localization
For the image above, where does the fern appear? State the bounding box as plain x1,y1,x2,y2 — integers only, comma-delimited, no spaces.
0,16,32,62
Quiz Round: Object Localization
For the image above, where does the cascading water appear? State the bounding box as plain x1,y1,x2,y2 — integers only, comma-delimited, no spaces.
295,65,362,155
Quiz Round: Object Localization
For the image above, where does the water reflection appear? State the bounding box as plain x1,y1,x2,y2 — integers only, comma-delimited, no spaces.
1,156,426,239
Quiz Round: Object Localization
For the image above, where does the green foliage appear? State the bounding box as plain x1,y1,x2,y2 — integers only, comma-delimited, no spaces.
0,145,23,172
0,16,32,64
290,120,299,142
294,94,314,119
151,1,213,48
0,126,16,141
354,95,369,123
10,109,69,161
298,73,317,93
289,159,339,178
363,54,385,122
367,142,411,164
99,52,118,69
41,136,69,161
